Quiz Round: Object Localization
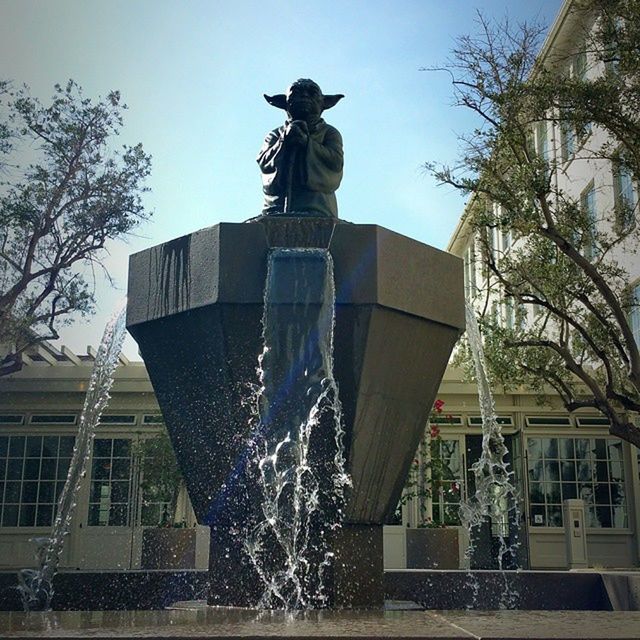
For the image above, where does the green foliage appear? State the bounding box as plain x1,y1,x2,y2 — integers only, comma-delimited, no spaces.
431,4,640,448
0,80,151,374
133,429,184,527
401,401,461,527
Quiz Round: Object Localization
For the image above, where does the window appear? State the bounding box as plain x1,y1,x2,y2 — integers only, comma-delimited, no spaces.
527,436,627,528
88,438,133,527
574,49,587,81
463,241,477,300
536,121,550,164
560,121,576,163
629,282,640,347
468,416,514,428
0,435,75,527
30,414,76,425
613,158,637,231
501,227,513,252
504,295,515,330
580,182,597,259
98,415,137,426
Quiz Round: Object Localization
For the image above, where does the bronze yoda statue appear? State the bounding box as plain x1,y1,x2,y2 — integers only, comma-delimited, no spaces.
257,79,344,218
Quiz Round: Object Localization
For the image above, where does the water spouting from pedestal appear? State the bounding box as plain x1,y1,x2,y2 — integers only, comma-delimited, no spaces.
17,301,127,611
462,302,520,606
245,248,351,610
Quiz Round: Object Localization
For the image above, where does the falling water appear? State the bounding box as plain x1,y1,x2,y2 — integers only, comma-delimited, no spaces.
17,301,127,611
245,248,350,610
461,302,520,607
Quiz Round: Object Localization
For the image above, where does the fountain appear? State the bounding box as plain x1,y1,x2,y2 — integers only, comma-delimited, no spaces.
125,79,465,608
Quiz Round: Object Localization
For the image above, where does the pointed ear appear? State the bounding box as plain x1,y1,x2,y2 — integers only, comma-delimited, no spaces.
264,94,288,110
322,94,344,110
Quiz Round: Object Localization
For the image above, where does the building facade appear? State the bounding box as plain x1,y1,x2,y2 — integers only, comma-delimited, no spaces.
0,342,209,571
1,0,639,575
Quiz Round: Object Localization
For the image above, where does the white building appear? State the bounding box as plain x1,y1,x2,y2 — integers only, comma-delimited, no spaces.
0,0,638,574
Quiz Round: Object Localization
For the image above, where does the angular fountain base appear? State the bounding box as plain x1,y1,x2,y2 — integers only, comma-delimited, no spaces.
208,525,384,609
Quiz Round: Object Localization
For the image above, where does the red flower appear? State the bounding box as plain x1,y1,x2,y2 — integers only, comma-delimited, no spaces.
430,425,440,439
434,399,444,413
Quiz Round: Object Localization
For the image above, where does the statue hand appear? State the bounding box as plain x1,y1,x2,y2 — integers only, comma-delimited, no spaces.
284,120,309,145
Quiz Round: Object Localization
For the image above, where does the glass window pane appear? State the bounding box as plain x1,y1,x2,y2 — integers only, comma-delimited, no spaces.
111,459,130,480
4,481,21,502
579,484,595,504
58,437,75,457
612,506,627,528
527,438,542,463
24,459,40,480
38,482,54,503
593,439,607,459
40,458,56,480
93,460,111,480
22,482,38,502
561,483,577,500
595,461,609,482
547,505,563,527
9,437,25,458
575,439,591,460
19,505,36,527
2,504,18,526
544,482,561,502
42,436,58,458
0,437,8,457
57,458,71,480
93,440,112,458
577,459,593,481
112,440,131,458
530,504,545,526
544,460,560,482
529,482,544,503
561,461,576,481
36,505,53,527
7,459,23,480
542,438,558,458
109,504,128,526
110,481,130,503
25,437,42,457
560,439,575,459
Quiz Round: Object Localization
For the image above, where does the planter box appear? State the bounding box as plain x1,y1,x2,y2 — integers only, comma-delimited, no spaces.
141,528,196,570
406,527,460,569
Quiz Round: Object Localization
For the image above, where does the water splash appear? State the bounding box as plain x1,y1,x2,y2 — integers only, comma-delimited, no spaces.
17,300,127,611
245,248,350,610
461,302,520,607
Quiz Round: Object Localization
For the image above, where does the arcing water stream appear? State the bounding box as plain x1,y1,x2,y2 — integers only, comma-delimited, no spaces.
17,301,127,611
462,302,520,606
245,248,350,609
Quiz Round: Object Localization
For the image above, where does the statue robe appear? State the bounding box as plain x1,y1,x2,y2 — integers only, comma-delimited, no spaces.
257,118,343,218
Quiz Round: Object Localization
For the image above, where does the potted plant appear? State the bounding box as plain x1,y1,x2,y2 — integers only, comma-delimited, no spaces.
401,400,463,569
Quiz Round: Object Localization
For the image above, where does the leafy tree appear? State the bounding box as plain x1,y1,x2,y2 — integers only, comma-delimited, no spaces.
0,80,151,374
429,1,640,448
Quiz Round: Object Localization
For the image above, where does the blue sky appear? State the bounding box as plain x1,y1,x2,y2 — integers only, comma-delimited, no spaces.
1,0,563,357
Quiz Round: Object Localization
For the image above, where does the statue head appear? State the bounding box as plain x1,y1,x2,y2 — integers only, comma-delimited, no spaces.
264,79,344,122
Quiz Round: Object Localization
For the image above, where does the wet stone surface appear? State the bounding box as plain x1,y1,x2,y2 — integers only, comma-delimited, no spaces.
1,608,640,639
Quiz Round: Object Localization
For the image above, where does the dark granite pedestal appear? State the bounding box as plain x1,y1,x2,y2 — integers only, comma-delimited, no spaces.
126,217,464,608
